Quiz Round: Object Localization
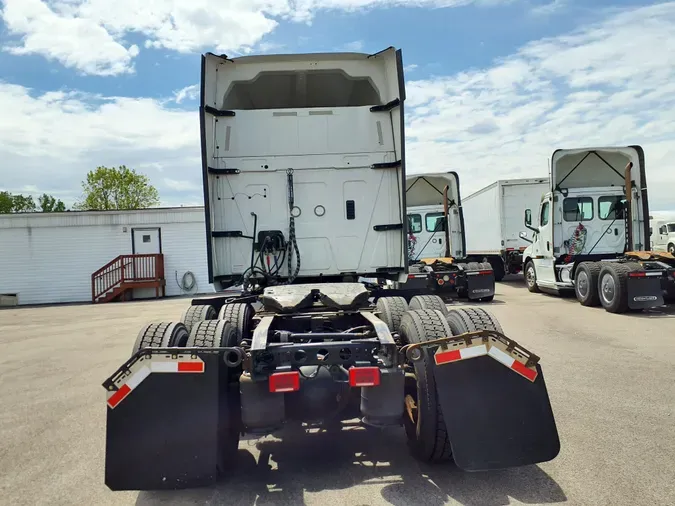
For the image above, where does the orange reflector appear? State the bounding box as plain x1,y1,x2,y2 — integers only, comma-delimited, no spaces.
269,371,300,393
349,367,381,387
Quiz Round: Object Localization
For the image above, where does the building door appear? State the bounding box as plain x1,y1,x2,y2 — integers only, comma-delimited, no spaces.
131,228,162,281
132,228,161,254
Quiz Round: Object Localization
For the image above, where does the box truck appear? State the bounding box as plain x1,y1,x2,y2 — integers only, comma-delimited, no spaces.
461,178,549,280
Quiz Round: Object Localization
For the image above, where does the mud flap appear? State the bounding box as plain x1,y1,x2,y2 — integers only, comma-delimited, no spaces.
627,276,664,309
103,351,229,490
466,271,495,300
433,356,560,471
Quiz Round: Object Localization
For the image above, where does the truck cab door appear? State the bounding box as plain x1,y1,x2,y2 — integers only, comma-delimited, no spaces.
534,196,555,283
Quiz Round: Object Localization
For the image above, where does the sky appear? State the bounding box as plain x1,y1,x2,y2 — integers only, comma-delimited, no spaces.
0,0,674,212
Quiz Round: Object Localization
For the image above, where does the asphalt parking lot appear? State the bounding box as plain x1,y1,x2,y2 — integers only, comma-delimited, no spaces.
1,279,674,506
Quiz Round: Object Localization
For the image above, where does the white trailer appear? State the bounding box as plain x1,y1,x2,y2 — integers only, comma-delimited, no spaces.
461,178,549,280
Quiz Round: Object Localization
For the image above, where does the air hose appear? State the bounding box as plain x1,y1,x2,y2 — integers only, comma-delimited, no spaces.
175,270,197,293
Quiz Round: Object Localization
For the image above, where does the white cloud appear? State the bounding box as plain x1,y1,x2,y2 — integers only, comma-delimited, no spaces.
405,1,675,210
0,0,501,75
1,2,675,211
173,84,199,104
529,0,566,17
1,0,139,75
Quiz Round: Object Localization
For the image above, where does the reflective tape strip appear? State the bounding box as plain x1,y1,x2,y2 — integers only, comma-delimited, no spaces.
434,340,538,382
435,344,488,365
488,345,537,381
106,356,205,409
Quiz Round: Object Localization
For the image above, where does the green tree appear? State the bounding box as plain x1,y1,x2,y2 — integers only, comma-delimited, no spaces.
1,191,67,213
12,194,37,212
74,165,160,211
38,193,67,212
0,191,12,214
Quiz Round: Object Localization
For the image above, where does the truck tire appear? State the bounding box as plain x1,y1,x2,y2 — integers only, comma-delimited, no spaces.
668,243,675,255
399,309,453,463
445,307,504,335
409,295,449,315
188,319,241,349
218,302,254,341
180,304,217,333
375,296,409,333
598,262,641,314
524,260,541,293
132,322,189,355
489,259,505,281
574,262,601,307
186,320,241,474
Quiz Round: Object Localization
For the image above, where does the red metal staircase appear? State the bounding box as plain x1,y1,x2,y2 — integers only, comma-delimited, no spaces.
92,254,166,303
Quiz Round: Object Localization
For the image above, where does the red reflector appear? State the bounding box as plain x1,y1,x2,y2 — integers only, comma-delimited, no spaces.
269,371,300,393
628,271,646,277
478,270,493,275
349,367,381,387
107,384,131,409
511,360,538,381
408,274,415,279
437,279,445,285
178,361,204,373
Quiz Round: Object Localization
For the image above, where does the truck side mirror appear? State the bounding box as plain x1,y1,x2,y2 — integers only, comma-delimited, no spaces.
524,208,539,233
519,231,533,244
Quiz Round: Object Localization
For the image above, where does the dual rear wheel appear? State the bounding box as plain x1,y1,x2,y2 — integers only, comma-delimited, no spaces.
377,295,504,463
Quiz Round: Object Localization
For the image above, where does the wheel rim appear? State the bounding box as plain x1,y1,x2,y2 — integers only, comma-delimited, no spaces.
577,270,589,297
600,272,616,305
526,266,536,287
669,245,675,254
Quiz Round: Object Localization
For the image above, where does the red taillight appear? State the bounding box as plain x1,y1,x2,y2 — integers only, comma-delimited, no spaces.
408,274,415,279
349,367,381,387
478,270,493,275
628,271,646,278
269,371,300,393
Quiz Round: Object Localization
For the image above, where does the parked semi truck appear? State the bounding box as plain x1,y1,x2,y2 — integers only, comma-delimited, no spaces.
650,218,675,254
521,145,675,313
403,172,496,301
102,47,560,491
460,178,549,281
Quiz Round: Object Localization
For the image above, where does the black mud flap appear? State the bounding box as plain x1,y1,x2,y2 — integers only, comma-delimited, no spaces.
103,350,233,490
433,356,560,471
627,276,664,309
466,271,495,300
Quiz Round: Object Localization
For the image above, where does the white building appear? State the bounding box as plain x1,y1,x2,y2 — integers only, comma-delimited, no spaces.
0,207,215,306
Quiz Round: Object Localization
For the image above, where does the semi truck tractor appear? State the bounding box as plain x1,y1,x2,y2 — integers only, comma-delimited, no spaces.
102,47,560,491
403,172,496,302
460,178,549,280
521,146,675,313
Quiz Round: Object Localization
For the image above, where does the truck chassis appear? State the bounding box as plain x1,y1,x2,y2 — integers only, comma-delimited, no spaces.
104,283,560,491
